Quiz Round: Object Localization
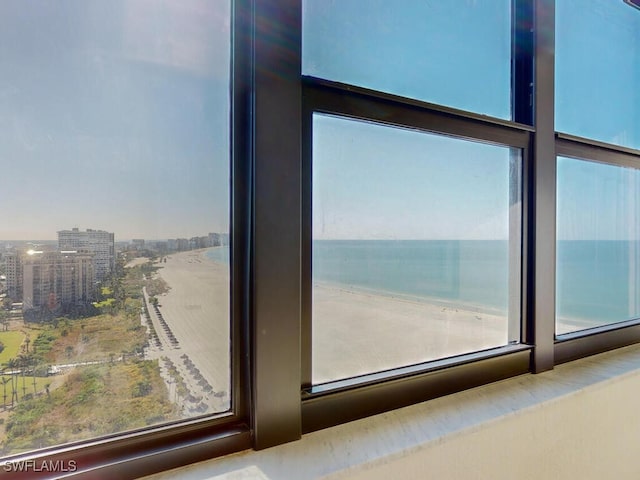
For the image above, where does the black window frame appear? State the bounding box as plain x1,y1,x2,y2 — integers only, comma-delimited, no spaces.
554,134,640,365
300,76,534,432
5,0,640,478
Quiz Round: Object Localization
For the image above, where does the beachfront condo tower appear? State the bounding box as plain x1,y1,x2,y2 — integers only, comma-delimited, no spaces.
58,228,115,282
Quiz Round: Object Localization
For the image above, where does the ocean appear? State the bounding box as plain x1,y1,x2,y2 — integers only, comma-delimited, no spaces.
313,239,640,326
556,240,640,325
206,246,230,264
207,240,640,326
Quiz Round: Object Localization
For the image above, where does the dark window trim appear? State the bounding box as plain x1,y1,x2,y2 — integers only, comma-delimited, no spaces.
302,77,534,145
529,0,556,373
556,135,640,170
512,0,534,126
249,0,303,450
2,419,251,480
306,344,532,398
302,346,531,433
555,320,640,365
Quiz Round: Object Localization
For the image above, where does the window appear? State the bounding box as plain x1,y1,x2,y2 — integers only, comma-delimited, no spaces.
557,156,640,335
556,0,640,149
0,0,233,462
311,114,522,384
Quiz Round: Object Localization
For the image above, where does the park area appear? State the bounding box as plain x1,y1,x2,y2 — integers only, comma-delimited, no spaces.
0,258,178,455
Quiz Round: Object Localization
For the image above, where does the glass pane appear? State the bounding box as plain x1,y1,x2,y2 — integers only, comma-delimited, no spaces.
0,0,230,454
556,0,640,149
303,0,511,119
312,114,521,384
557,156,640,335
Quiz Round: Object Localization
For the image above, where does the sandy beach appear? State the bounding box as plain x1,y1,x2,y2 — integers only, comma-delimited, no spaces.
312,284,510,384
154,248,230,411
153,249,513,392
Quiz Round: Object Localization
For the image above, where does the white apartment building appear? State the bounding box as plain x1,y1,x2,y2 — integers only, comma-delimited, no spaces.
4,250,22,302
58,228,115,282
22,249,95,312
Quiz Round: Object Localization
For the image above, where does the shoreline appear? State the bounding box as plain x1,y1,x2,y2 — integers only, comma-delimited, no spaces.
150,249,615,388
153,248,231,413
313,280,508,317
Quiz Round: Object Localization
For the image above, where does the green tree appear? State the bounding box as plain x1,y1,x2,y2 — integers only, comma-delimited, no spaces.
17,354,30,399
0,308,9,332
2,297,12,311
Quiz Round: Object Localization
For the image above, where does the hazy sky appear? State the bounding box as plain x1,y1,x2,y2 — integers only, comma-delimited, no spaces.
304,0,640,240
1,1,638,242
312,114,517,240
558,157,640,241
0,0,230,241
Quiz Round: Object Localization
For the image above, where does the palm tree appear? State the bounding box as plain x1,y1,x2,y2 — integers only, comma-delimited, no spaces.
17,354,30,399
5,358,18,406
1,376,10,410
30,357,39,395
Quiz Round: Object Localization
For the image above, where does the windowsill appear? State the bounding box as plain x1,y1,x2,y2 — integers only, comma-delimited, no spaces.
143,343,640,479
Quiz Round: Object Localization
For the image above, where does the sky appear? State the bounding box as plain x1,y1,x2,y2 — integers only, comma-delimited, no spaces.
557,156,640,241
0,0,230,241
312,114,518,240
303,0,640,240
1,1,639,242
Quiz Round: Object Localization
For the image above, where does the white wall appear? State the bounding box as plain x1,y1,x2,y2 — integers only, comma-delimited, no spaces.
144,344,640,480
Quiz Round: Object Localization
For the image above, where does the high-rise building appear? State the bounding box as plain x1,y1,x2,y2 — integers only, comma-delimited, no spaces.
58,228,115,282
4,250,23,303
22,249,95,313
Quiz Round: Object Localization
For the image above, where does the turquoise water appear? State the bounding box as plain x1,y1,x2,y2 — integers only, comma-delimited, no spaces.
313,240,640,325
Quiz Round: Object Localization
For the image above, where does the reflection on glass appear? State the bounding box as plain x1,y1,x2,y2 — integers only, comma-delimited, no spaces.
556,0,640,149
0,1,230,454
312,114,521,384
557,157,640,334
302,0,511,119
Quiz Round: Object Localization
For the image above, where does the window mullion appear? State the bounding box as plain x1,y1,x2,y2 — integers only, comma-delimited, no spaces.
530,0,556,372
251,0,303,449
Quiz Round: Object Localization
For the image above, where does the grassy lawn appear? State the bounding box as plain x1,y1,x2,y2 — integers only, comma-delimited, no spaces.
0,332,25,366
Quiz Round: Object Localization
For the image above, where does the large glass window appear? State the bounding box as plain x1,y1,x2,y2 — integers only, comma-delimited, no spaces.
312,114,521,384
556,0,640,149
0,0,230,455
303,0,512,119
556,156,640,335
